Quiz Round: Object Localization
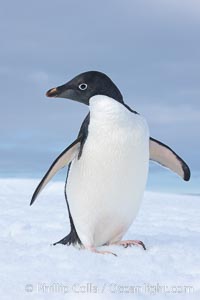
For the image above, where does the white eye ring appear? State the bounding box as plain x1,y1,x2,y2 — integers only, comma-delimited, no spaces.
78,83,87,91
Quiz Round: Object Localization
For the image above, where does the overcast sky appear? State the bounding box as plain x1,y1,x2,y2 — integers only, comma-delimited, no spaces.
0,0,200,178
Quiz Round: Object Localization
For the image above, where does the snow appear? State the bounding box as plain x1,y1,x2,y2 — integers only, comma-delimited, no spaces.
0,178,200,300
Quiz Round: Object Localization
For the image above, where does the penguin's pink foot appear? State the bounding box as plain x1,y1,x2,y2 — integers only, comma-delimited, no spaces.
113,240,146,250
87,246,117,256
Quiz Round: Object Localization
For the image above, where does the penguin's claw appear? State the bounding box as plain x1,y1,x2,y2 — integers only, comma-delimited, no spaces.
113,240,146,250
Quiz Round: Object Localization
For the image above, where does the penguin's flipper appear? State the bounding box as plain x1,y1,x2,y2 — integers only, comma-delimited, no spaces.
30,137,82,206
149,137,191,181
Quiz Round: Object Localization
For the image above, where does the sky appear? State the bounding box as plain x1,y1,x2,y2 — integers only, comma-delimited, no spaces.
0,0,200,180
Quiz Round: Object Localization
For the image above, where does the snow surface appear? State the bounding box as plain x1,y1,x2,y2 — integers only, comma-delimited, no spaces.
0,178,200,300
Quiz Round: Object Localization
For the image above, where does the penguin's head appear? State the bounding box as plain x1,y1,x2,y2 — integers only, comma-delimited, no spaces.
46,71,123,105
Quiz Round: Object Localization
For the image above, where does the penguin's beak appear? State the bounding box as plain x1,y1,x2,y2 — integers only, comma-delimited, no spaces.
46,87,58,97
46,81,89,104
46,83,71,99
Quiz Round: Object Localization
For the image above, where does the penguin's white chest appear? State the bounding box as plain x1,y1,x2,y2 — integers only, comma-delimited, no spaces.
67,96,149,247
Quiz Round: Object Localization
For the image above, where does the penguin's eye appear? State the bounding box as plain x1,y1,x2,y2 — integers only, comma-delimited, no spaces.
78,83,88,91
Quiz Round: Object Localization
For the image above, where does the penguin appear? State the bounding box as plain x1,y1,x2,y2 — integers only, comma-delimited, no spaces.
30,71,190,255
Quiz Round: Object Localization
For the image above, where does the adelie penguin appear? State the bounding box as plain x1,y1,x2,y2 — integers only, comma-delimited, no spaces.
30,71,191,256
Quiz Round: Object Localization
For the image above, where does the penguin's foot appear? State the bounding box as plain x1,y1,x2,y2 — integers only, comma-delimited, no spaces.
87,246,117,256
113,240,146,250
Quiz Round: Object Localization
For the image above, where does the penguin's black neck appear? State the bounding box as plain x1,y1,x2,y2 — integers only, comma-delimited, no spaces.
94,88,123,104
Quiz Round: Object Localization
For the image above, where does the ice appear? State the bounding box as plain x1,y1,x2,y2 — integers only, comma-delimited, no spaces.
0,178,199,299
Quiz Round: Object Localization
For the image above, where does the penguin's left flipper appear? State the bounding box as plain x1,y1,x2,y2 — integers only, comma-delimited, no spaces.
149,137,191,181
30,137,82,206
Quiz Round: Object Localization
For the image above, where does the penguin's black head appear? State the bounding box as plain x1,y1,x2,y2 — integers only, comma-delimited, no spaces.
46,71,123,105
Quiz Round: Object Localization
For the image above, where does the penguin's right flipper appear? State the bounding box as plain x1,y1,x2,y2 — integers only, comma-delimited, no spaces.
30,137,82,206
